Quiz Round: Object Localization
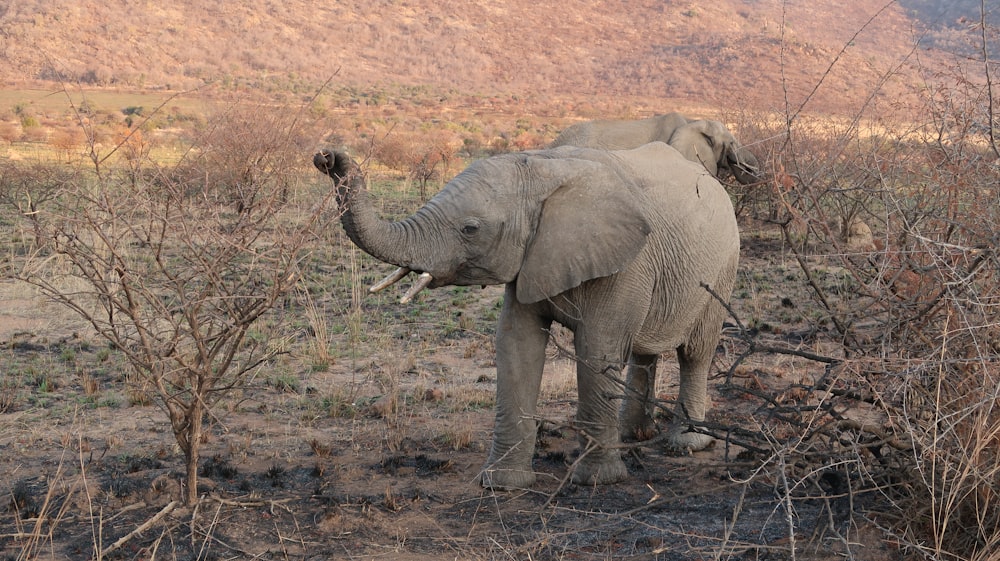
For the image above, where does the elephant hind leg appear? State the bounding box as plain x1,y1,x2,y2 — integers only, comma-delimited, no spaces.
669,303,726,453
620,353,659,442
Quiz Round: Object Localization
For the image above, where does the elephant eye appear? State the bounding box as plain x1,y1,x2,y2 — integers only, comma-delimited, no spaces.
460,221,480,236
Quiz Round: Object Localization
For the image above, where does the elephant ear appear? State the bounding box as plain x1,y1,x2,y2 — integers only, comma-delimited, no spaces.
516,158,651,304
693,133,722,176
670,123,721,176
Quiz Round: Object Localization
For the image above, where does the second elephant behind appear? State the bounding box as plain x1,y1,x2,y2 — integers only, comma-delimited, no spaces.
549,112,762,185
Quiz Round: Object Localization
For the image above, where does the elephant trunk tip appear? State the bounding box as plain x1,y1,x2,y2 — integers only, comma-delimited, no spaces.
313,149,357,183
312,150,331,171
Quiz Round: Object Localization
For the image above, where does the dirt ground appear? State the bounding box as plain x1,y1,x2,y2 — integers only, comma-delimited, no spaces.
0,222,902,560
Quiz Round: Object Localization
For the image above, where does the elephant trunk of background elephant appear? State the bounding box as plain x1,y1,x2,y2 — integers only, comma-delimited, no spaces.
729,147,763,184
313,151,434,299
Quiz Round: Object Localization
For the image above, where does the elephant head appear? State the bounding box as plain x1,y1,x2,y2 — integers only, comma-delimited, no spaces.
667,119,763,185
550,113,762,185
313,148,650,303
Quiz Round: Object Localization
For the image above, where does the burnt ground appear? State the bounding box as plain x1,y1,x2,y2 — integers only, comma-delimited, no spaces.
0,222,904,560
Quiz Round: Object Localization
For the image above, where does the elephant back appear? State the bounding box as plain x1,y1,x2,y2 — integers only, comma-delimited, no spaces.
549,113,688,150
617,143,739,250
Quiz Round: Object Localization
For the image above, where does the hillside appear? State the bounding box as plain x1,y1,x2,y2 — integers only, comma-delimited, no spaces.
0,0,991,113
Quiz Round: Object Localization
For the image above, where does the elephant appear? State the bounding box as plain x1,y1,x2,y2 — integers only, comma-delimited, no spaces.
549,113,762,185
548,113,691,151
314,141,740,489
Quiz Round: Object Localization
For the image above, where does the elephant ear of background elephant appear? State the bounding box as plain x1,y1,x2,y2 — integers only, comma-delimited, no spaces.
665,121,725,176
517,158,651,304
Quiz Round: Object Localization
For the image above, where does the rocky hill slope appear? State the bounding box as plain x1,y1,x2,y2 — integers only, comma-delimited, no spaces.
0,0,992,113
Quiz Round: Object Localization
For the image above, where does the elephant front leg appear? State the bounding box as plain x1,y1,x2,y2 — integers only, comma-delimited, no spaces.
571,332,630,486
620,353,659,441
482,287,551,490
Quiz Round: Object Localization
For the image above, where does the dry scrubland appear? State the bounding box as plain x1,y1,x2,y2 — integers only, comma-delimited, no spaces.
0,78,998,561
2,0,979,113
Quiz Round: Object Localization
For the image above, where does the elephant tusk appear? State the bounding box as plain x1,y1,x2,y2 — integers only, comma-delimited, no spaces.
399,272,433,304
370,267,411,293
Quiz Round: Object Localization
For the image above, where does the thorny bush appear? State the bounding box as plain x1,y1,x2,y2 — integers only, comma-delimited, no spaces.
726,63,1000,559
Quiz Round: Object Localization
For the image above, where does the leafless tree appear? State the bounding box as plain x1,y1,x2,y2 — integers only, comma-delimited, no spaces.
8,102,335,505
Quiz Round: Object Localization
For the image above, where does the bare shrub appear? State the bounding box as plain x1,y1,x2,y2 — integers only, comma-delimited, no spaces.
170,101,320,213
49,126,86,158
7,102,336,506
0,160,81,246
713,11,1000,557
870,92,1000,559
21,123,48,143
374,131,458,200
0,121,21,143
731,56,1000,561
109,126,151,185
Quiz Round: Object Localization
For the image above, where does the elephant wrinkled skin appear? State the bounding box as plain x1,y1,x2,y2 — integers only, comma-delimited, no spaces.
314,142,740,489
549,112,762,185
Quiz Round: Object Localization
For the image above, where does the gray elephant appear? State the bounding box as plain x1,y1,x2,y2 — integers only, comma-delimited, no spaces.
549,113,691,151
314,142,739,489
549,113,762,185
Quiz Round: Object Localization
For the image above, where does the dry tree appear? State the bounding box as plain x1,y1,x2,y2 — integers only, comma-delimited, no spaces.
6,99,335,505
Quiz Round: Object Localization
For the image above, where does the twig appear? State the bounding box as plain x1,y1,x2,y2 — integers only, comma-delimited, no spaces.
539,438,600,510
103,501,148,524
102,500,179,556
980,0,1000,160
777,451,798,560
206,494,295,514
700,281,841,387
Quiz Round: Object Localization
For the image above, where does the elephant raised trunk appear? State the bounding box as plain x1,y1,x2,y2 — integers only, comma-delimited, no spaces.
313,150,434,300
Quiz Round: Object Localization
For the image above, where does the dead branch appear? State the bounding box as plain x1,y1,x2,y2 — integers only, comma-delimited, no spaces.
101,500,179,556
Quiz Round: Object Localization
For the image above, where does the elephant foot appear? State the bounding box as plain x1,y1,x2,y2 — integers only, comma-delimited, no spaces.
481,465,537,490
668,427,714,454
571,455,629,486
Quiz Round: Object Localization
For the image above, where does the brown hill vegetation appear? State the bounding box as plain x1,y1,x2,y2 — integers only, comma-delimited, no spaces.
0,0,987,113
